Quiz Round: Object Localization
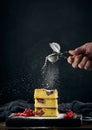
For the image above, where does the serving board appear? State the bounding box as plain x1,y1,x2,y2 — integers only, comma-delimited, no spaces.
6,113,82,127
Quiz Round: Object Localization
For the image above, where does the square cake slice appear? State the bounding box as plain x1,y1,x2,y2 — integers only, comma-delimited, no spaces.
34,89,58,99
35,108,58,117
35,98,58,108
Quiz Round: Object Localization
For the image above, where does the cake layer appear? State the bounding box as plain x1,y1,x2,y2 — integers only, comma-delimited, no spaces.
34,99,58,108
34,89,58,99
35,108,58,117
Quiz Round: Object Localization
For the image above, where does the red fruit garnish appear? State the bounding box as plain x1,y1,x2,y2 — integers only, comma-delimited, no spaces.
35,110,45,116
64,110,75,119
64,113,68,118
14,108,35,117
46,90,54,95
37,98,45,103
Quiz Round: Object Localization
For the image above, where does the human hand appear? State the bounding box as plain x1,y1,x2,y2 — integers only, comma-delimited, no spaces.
67,42,92,71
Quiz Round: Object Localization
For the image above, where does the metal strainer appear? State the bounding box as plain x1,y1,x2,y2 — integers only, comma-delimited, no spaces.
42,42,69,70
47,42,68,63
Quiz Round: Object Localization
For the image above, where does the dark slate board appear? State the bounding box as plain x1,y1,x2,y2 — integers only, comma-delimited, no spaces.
6,114,82,127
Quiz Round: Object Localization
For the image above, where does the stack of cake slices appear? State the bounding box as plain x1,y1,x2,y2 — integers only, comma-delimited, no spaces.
34,89,58,117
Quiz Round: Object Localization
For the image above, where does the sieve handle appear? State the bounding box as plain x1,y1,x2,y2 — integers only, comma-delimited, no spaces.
60,51,70,59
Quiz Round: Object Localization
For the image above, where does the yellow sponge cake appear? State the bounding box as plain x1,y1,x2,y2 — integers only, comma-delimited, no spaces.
35,108,58,117
34,89,58,117
35,98,58,108
34,89,58,99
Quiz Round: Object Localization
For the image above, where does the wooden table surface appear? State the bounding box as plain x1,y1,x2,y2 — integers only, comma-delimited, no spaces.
0,122,92,130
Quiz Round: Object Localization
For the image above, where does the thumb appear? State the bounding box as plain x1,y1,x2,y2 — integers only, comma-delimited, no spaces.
69,47,84,56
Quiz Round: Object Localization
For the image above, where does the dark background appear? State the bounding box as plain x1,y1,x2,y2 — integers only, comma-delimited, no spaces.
1,0,92,105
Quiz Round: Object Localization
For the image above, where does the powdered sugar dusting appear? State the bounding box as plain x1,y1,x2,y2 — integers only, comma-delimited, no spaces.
41,42,60,89
41,63,59,89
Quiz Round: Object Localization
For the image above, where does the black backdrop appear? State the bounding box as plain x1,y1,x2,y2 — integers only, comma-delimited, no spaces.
1,0,92,105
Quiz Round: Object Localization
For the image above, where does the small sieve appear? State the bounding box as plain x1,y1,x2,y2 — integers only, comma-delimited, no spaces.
47,42,69,63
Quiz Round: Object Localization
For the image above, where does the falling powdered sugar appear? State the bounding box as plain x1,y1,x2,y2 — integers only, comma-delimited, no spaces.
41,63,59,89
41,42,61,89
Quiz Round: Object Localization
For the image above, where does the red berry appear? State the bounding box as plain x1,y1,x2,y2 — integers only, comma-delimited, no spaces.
64,110,75,119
